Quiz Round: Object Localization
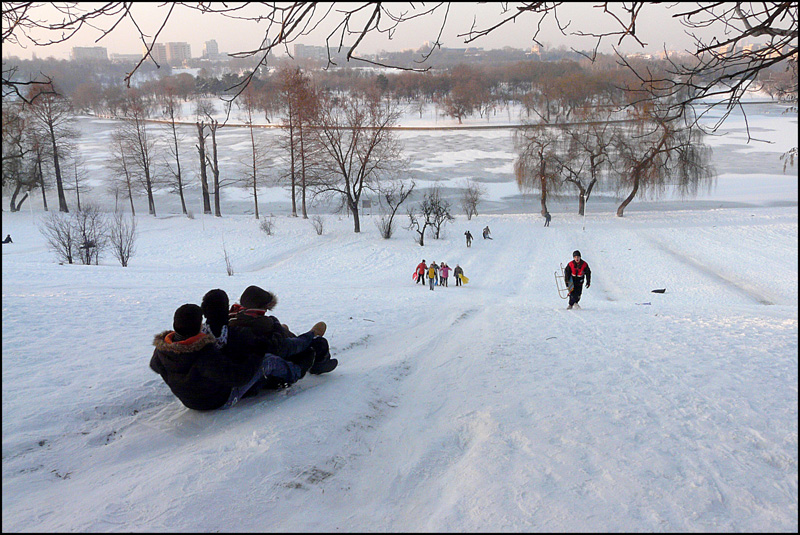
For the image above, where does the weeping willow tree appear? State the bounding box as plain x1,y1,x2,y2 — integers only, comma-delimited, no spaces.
513,126,563,217
611,98,715,217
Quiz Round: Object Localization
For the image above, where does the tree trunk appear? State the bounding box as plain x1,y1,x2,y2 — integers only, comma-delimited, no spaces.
288,115,297,217
49,123,68,212
577,187,586,216
210,126,221,217
350,198,361,233
122,152,135,216
37,154,49,211
617,173,640,217
145,167,156,216
172,122,187,215
249,124,259,219
299,120,308,219
10,183,24,211
539,160,548,216
74,162,82,212
197,122,212,215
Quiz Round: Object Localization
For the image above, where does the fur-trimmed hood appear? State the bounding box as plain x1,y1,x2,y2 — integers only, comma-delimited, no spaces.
152,330,216,353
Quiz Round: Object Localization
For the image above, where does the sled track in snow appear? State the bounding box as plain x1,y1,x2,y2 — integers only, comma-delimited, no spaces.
646,237,774,305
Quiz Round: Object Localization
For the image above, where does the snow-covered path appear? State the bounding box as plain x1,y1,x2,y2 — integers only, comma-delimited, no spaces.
3,203,796,531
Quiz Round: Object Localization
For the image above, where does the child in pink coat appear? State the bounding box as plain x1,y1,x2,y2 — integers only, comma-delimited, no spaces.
440,262,451,287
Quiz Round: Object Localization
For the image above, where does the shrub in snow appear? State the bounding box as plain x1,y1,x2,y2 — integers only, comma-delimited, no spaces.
110,211,137,267
311,215,324,235
259,216,275,236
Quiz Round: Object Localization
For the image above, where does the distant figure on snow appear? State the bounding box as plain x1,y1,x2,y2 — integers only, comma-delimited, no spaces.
482,226,492,239
428,262,439,290
440,262,450,287
465,230,473,247
415,259,427,285
454,264,465,287
564,250,591,310
2,234,12,244
544,212,551,227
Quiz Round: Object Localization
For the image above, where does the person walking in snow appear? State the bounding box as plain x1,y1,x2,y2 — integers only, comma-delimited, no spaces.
482,226,492,239
564,250,591,310
465,230,473,247
415,259,427,285
427,262,438,290
544,212,551,227
454,264,464,287
440,262,451,287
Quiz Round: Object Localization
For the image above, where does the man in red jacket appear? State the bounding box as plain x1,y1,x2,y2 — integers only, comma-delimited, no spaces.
565,250,591,310
415,259,427,285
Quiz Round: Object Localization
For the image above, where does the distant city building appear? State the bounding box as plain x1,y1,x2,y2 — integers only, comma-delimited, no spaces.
203,39,219,59
166,42,192,64
71,46,108,61
145,43,168,64
294,43,351,63
294,44,328,62
109,53,142,63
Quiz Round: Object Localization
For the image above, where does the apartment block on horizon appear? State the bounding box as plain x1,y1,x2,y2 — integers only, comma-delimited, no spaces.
71,46,108,61
166,42,191,64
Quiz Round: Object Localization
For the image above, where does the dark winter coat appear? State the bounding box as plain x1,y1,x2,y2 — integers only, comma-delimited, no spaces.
150,331,263,411
228,308,287,356
564,259,591,288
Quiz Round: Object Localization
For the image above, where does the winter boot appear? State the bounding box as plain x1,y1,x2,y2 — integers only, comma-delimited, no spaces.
309,337,337,374
567,304,573,310
573,303,581,309
310,356,338,374
286,348,316,377
312,321,327,337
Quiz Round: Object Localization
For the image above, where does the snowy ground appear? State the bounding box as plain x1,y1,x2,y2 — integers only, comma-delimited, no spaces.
2,103,797,532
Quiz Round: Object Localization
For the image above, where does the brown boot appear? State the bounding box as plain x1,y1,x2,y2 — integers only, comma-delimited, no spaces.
311,321,327,337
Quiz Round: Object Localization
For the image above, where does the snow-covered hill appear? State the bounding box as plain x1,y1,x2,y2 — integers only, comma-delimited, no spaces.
2,99,797,531
2,198,797,531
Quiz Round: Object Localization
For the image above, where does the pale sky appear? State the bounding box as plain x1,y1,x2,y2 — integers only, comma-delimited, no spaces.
3,2,721,61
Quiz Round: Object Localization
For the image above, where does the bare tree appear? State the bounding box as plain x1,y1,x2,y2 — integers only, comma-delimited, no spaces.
28,127,51,211
159,83,188,215
67,155,88,212
120,91,159,216
108,126,137,217
238,85,270,219
202,107,231,217
73,204,109,265
27,87,76,212
426,186,455,239
2,99,40,211
612,102,715,217
406,206,430,247
277,66,319,218
109,210,137,267
514,126,562,217
460,178,487,220
406,186,453,245
194,100,213,215
39,211,76,264
557,121,614,215
277,65,301,217
376,179,415,239
312,91,403,233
